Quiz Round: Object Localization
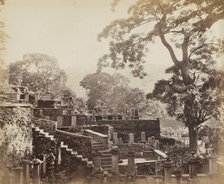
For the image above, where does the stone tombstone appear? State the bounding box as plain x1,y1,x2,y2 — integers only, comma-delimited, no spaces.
71,115,77,126
148,137,153,147
141,132,146,143
154,140,160,149
21,160,32,184
209,150,218,176
12,167,23,184
127,151,136,177
56,116,63,127
129,133,134,144
113,132,118,144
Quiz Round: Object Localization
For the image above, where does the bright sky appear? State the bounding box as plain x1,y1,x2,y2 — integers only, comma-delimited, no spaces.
1,0,223,97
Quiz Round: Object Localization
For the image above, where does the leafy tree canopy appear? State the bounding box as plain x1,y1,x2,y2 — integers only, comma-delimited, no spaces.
99,0,224,151
9,53,68,99
99,0,224,80
80,71,166,117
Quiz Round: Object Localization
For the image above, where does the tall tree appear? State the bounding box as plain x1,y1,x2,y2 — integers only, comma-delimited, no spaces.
81,72,141,113
9,54,67,98
98,0,224,151
80,72,115,109
60,88,77,108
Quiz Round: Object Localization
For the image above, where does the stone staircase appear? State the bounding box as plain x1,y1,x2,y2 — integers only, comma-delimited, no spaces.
100,150,112,172
91,139,113,172
92,140,105,151
33,126,94,168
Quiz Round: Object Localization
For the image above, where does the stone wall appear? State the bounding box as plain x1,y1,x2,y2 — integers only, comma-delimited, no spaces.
32,117,56,134
96,119,160,142
33,108,63,118
54,129,92,159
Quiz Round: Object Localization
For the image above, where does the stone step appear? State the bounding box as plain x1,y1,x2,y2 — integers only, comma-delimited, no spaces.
101,159,112,162
92,144,104,148
92,142,103,145
101,165,112,171
101,159,112,163
101,157,111,161
101,164,112,168
101,162,112,166
101,154,112,157
92,146,105,151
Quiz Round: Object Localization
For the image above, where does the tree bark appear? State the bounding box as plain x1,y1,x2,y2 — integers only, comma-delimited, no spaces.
180,64,192,85
188,124,198,152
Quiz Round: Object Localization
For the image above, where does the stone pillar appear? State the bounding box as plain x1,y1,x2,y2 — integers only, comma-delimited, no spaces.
127,151,136,177
41,155,47,177
164,160,172,184
25,94,29,103
129,133,134,144
71,115,77,127
92,151,102,172
113,132,118,144
155,161,161,176
12,167,23,184
141,132,146,143
32,159,42,184
34,93,39,104
57,116,63,127
110,146,119,174
21,160,31,184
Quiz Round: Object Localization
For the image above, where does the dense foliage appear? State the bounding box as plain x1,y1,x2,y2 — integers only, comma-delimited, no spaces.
9,53,68,99
0,107,32,166
80,72,166,117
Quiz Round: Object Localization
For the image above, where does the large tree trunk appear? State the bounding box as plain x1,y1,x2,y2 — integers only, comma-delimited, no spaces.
188,124,198,152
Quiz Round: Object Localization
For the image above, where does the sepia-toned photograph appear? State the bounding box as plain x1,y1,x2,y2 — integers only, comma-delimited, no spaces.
0,0,224,183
